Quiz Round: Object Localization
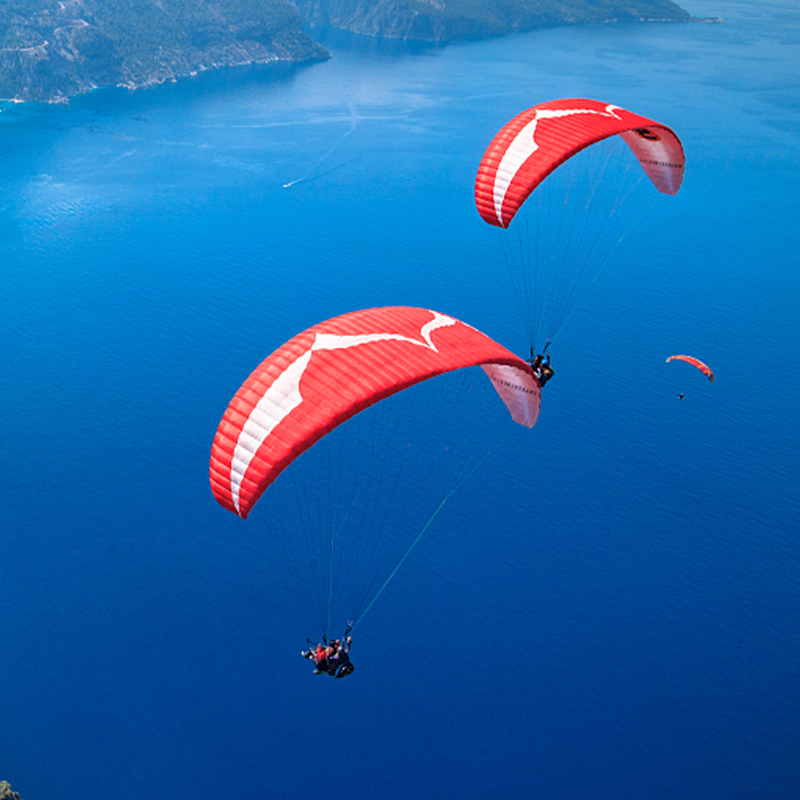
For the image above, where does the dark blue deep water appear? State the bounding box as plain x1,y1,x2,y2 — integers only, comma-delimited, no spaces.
2,1,799,797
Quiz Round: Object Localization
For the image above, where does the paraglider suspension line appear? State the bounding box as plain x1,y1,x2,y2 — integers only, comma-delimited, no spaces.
348,433,509,633
325,495,359,644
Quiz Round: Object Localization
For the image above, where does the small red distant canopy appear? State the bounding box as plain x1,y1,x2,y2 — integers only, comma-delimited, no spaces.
666,355,715,383
210,307,540,519
475,97,685,228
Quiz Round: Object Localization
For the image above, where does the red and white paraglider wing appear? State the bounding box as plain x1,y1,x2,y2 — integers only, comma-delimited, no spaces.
210,307,539,518
666,355,715,383
475,98,686,228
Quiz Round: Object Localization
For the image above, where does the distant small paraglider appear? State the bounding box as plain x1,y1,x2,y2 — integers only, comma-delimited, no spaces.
666,355,714,383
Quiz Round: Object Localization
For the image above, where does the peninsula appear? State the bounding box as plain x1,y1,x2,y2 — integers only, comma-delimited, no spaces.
1,0,698,104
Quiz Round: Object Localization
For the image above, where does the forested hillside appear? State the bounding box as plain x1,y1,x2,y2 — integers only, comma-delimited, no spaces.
0,0,694,103
0,0,326,102
294,0,692,41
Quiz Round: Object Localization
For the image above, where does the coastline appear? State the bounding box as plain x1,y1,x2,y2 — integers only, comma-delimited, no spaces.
0,3,713,105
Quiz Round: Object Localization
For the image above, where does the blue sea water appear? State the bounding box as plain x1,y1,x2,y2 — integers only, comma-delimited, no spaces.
1,1,799,797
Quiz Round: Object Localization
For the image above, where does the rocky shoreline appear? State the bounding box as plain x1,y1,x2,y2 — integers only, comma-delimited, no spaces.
0,781,22,800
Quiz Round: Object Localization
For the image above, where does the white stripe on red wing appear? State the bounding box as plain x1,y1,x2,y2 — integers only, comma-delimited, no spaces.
229,311,457,514
492,104,622,226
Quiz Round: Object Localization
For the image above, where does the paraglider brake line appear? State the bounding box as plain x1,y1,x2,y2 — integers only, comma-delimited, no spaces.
529,339,552,363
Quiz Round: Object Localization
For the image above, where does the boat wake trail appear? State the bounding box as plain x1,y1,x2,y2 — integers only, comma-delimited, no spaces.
283,100,359,189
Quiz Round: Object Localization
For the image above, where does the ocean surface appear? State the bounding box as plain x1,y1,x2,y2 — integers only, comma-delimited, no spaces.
2,1,799,797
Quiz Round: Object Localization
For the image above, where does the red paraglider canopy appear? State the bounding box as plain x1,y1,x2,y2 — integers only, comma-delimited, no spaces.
210,307,539,518
475,97,685,228
666,355,715,382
